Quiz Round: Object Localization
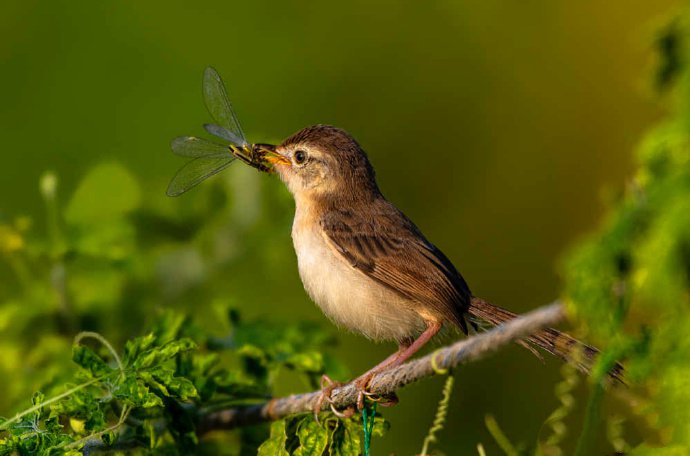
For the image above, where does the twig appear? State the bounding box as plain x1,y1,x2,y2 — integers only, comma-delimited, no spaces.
198,302,564,432
79,302,564,453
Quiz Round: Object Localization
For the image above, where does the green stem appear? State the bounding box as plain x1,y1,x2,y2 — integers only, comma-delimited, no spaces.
420,375,455,456
485,415,519,456
0,378,100,431
75,331,124,379
574,380,605,456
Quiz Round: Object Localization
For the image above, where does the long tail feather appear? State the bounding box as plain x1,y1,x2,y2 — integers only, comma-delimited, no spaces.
467,297,624,382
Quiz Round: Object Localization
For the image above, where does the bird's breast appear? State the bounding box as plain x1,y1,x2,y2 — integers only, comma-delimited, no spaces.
291,205,425,342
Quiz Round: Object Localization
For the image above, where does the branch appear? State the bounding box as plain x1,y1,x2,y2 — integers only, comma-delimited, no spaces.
198,301,565,433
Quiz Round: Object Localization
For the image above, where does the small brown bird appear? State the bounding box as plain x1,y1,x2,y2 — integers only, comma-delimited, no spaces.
262,125,619,414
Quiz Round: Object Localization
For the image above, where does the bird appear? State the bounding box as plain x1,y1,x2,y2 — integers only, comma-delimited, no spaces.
261,124,622,415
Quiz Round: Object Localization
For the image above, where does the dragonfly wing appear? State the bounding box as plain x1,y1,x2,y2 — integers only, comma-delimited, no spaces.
203,67,247,146
203,124,245,145
166,155,234,197
171,136,230,158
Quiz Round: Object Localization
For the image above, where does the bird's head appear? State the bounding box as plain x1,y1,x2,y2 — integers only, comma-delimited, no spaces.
264,125,380,203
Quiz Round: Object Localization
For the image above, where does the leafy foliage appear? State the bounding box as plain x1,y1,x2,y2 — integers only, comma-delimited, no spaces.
257,413,387,456
0,306,361,454
563,13,690,455
0,159,385,454
478,12,690,456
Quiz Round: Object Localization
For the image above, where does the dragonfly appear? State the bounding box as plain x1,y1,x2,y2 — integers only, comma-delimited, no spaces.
167,66,280,197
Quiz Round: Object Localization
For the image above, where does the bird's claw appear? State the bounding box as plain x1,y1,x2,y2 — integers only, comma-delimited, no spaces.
353,375,399,410
314,373,400,421
329,402,355,418
313,375,344,422
376,391,399,407
353,375,373,411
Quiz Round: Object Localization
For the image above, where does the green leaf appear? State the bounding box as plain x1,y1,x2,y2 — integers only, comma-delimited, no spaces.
132,338,197,370
115,378,163,409
257,420,289,456
50,388,106,431
65,162,141,225
329,417,362,456
123,333,157,366
140,369,198,400
31,391,45,407
294,418,329,456
72,346,113,378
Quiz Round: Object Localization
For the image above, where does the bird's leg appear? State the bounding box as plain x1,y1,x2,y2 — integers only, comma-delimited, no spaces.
313,321,442,417
352,321,442,410
313,351,406,419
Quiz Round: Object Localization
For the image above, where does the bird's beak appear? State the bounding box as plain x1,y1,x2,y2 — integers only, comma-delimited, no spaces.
254,144,291,166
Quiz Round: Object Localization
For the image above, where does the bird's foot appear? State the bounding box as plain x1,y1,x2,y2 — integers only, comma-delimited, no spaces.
314,373,399,422
352,374,399,411
313,375,355,421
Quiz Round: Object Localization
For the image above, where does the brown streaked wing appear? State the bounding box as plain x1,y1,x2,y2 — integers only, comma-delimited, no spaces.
319,203,471,331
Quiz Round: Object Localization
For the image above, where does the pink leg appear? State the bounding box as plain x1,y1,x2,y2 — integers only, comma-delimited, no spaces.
352,321,442,409
314,321,442,417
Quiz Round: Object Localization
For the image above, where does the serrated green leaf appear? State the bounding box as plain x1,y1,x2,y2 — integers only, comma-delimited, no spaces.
139,371,170,396
132,338,197,370
257,420,289,456
123,333,157,366
50,388,106,431
115,379,163,409
72,345,113,378
31,391,45,407
29,391,45,425
161,375,198,401
329,417,362,456
371,415,389,438
140,369,198,401
294,418,329,456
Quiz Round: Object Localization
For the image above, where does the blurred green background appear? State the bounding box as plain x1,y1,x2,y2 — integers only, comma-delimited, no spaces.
0,1,679,454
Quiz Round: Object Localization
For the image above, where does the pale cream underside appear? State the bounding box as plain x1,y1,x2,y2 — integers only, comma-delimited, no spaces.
291,201,427,342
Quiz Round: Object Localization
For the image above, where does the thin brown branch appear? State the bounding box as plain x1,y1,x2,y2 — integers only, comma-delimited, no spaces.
198,301,565,433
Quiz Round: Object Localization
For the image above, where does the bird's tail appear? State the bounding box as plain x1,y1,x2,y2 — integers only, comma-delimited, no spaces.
467,297,624,382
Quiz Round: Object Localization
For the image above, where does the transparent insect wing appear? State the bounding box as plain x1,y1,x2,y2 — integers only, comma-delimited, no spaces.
170,136,231,158
203,124,246,146
166,155,234,197
203,67,248,146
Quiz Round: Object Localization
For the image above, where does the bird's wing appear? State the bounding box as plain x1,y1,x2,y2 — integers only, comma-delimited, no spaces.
319,202,471,332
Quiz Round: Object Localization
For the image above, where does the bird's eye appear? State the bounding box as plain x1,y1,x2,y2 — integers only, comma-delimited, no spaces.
294,150,307,165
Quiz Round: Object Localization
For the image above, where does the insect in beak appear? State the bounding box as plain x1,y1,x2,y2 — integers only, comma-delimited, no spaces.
255,144,291,166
